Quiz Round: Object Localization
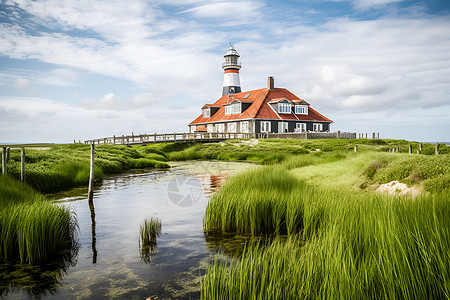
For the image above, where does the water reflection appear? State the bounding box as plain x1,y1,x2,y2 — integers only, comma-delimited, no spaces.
0,240,79,298
88,198,97,264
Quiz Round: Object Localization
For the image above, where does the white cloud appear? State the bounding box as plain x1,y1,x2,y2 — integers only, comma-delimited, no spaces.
182,1,264,23
353,0,404,10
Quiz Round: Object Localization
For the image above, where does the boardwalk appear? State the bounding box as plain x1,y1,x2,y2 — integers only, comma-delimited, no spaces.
84,131,357,145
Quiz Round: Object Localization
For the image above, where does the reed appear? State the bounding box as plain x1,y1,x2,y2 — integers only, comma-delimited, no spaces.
202,188,450,299
139,217,162,246
0,176,78,264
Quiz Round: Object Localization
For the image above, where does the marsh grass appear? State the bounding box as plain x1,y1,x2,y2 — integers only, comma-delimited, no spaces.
202,165,450,298
0,176,78,264
139,217,162,263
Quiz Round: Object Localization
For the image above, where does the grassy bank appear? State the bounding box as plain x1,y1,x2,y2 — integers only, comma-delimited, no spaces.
0,176,77,264
202,166,450,299
3,144,169,193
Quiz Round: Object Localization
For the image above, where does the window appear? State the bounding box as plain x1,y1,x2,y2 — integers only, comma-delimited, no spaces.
190,126,196,133
296,123,306,132
241,121,249,133
227,122,237,133
295,105,308,115
217,124,225,133
202,108,210,118
278,103,291,114
243,93,251,99
278,122,289,133
261,121,271,132
225,103,241,115
207,124,215,132
313,123,323,132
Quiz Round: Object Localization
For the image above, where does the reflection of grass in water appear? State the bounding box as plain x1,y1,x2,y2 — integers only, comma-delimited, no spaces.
0,242,78,298
139,217,162,263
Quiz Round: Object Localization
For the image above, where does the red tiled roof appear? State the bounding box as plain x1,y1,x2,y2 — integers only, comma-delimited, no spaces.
189,88,332,125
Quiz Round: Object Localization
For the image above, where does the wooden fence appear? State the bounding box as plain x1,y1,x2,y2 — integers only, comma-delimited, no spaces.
84,131,357,145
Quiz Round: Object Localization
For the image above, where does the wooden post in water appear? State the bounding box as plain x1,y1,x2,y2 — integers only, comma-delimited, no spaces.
1,147,6,175
88,143,95,201
21,148,25,182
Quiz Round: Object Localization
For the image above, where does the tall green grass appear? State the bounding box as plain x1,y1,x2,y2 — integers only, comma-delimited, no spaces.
0,176,78,264
202,165,450,299
139,217,162,263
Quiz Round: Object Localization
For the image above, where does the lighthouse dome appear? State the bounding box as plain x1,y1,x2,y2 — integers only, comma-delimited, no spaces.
225,43,240,57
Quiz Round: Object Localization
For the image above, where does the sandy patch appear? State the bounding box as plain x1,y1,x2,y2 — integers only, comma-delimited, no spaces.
376,180,422,198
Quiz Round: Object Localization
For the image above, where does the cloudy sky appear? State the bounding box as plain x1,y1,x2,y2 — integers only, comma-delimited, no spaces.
0,0,449,143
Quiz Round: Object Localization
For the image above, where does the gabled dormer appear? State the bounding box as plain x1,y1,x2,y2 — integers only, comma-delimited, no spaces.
268,98,294,114
224,99,252,115
202,104,220,118
293,100,309,115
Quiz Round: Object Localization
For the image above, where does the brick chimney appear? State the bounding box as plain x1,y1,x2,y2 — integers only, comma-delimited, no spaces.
267,76,275,91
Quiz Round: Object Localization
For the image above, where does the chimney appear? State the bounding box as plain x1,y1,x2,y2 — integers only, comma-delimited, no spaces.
268,76,275,91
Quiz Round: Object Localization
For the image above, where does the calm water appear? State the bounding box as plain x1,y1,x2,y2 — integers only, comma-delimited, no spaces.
2,161,255,299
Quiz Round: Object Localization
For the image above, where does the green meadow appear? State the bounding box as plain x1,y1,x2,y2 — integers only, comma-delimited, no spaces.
0,138,449,299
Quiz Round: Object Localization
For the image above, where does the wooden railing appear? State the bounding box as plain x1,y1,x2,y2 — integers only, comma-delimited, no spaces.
84,131,357,145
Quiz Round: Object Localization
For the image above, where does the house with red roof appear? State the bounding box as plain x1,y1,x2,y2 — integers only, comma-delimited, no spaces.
189,44,332,134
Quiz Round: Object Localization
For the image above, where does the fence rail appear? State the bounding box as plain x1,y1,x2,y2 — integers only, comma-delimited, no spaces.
84,131,357,145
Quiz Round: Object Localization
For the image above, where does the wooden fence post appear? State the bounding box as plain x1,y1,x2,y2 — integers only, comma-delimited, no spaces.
419,143,422,151
1,147,6,175
409,144,412,154
354,146,357,152
21,148,25,182
88,143,95,201
6,147,10,163
435,144,440,155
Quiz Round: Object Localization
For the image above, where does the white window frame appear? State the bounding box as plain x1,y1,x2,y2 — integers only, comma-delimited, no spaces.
203,108,210,118
207,124,215,133
278,103,291,114
190,126,196,133
261,121,271,133
217,123,225,133
278,122,289,133
225,106,231,115
227,122,237,133
313,123,323,132
296,123,306,132
232,103,241,114
241,121,249,133
295,105,308,115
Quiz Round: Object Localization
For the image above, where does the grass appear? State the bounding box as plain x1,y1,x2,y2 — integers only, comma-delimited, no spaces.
2,143,169,193
201,163,450,299
140,217,162,247
139,217,162,263
0,176,78,264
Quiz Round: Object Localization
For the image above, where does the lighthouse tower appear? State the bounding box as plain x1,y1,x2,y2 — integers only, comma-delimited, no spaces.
222,43,242,96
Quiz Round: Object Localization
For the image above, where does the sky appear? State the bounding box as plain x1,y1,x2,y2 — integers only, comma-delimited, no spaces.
0,0,449,143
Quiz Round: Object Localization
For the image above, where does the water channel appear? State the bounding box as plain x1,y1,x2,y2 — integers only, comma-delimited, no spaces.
1,161,256,299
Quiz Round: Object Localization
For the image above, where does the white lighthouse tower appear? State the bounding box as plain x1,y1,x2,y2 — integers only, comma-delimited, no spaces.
222,43,242,96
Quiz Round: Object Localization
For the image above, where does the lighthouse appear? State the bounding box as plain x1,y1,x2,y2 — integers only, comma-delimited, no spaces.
222,43,242,96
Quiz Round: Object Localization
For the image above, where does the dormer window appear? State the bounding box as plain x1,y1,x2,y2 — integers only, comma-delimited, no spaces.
225,102,242,115
295,105,308,115
203,108,210,118
278,103,291,114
